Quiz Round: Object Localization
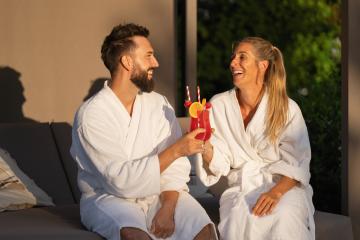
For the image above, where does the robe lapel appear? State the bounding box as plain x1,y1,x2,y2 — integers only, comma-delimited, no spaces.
124,94,141,157
104,83,131,146
228,90,273,192
229,89,266,164
246,91,268,145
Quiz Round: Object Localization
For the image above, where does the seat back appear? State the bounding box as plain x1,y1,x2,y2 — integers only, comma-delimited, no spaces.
0,123,75,205
51,122,81,203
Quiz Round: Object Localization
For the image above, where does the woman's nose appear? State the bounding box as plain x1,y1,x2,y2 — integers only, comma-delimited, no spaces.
230,58,238,68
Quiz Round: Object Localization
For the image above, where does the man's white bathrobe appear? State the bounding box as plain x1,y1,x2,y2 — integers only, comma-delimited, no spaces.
70,82,215,240
196,89,315,240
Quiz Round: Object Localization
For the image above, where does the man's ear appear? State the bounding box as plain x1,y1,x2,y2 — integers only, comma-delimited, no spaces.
120,55,133,71
259,60,269,72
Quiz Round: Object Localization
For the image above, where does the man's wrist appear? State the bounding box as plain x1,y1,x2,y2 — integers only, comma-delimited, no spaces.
161,201,177,211
170,143,182,159
160,191,179,211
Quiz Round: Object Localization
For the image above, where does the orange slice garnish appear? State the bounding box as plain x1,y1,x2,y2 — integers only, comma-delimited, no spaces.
201,98,206,107
189,102,203,118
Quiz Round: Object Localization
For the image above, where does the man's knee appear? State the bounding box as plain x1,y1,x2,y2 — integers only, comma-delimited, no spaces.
120,227,151,240
194,224,217,240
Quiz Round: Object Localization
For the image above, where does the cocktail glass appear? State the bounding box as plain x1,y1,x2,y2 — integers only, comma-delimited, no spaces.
190,109,211,141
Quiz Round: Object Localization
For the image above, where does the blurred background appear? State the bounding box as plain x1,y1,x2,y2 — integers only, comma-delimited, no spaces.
176,0,342,214
188,0,343,216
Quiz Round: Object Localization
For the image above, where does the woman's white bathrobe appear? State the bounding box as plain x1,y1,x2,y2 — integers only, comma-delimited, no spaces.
70,82,215,240
196,89,315,240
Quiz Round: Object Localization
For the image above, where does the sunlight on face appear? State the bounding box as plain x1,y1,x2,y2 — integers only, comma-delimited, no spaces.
130,36,159,92
132,36,159,80
230,43,261,88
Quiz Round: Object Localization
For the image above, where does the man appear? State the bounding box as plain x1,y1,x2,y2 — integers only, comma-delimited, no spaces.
70,23,217,240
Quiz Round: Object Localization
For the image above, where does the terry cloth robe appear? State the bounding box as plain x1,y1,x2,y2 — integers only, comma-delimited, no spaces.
196,89,315,240
70,82,216,240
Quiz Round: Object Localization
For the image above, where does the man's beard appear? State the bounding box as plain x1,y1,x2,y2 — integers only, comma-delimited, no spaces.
131,66,154,93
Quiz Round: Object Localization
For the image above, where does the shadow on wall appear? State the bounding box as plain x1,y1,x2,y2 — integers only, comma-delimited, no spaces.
0,66,37,123
83,77,110,102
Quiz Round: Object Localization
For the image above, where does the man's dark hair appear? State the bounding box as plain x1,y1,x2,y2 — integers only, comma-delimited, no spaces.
101,23,149,76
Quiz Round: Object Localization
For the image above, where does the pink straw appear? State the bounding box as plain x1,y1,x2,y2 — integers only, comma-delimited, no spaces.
197,86,201,103
186,85,191,101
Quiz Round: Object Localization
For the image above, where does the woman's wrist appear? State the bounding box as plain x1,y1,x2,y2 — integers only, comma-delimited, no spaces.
269,189,283,199
202,143,213,164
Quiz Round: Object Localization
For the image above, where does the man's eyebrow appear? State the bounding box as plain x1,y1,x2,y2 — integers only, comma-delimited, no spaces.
146,50,154,54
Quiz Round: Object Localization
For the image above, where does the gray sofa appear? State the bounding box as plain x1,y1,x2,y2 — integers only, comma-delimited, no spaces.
0,122,103,240
0,121,354,240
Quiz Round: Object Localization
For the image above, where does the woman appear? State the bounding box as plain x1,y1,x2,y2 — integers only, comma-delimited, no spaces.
196,37,315,240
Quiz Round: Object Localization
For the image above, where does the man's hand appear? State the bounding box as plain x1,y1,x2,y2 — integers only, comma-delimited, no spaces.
150,205,175,239
150,191,178,239
252,190,282,216
158,128,205,173
174,128,206,157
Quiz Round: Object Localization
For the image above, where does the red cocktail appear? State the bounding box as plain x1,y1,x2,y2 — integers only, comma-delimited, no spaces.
184,85,212,141
190,109,211,141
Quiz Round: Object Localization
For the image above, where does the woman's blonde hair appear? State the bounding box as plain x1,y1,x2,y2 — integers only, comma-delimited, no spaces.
233,37,288,143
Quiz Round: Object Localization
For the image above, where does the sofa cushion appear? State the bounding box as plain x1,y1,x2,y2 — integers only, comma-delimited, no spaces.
0,204,104,240
0,123,75,205
51,122,81,203
314,211,353,240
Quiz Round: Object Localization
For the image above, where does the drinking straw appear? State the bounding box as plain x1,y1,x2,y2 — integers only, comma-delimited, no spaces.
197,86,201,103
186,85,191,101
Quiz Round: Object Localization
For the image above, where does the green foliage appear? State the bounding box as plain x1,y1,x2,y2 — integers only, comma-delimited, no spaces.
198,0,341,213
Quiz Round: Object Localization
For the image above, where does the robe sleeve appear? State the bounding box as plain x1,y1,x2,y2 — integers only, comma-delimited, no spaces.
157,98,191,193
196,101,233,187
75,116,161,199
268,103,311,187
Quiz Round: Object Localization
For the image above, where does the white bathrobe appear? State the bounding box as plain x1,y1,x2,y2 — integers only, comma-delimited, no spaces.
196,89,315,240
70,82,215,240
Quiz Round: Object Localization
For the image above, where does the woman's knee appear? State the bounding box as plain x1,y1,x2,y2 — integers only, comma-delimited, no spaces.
273,205,310,236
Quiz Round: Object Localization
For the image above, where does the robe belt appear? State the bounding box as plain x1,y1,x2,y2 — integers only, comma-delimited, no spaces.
228,160,272,194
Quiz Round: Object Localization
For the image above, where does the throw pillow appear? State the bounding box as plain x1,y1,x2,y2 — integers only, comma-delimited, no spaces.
0,148,54,211
0,155,35,211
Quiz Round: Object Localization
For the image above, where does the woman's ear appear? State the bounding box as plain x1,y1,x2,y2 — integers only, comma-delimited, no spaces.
120,55,133,71
259,60,269,72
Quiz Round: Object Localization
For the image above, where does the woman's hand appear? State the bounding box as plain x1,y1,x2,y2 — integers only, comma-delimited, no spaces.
252,190,282,216
202,140,213,164
202,128,215,164
252,176,298,216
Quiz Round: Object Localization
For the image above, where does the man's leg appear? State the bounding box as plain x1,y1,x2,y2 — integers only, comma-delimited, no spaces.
120,227,152,240
152,192,218,240
81,194,151,240
193,224,217,240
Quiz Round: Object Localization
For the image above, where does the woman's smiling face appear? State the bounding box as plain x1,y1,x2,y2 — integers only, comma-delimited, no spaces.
230,42,262,88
